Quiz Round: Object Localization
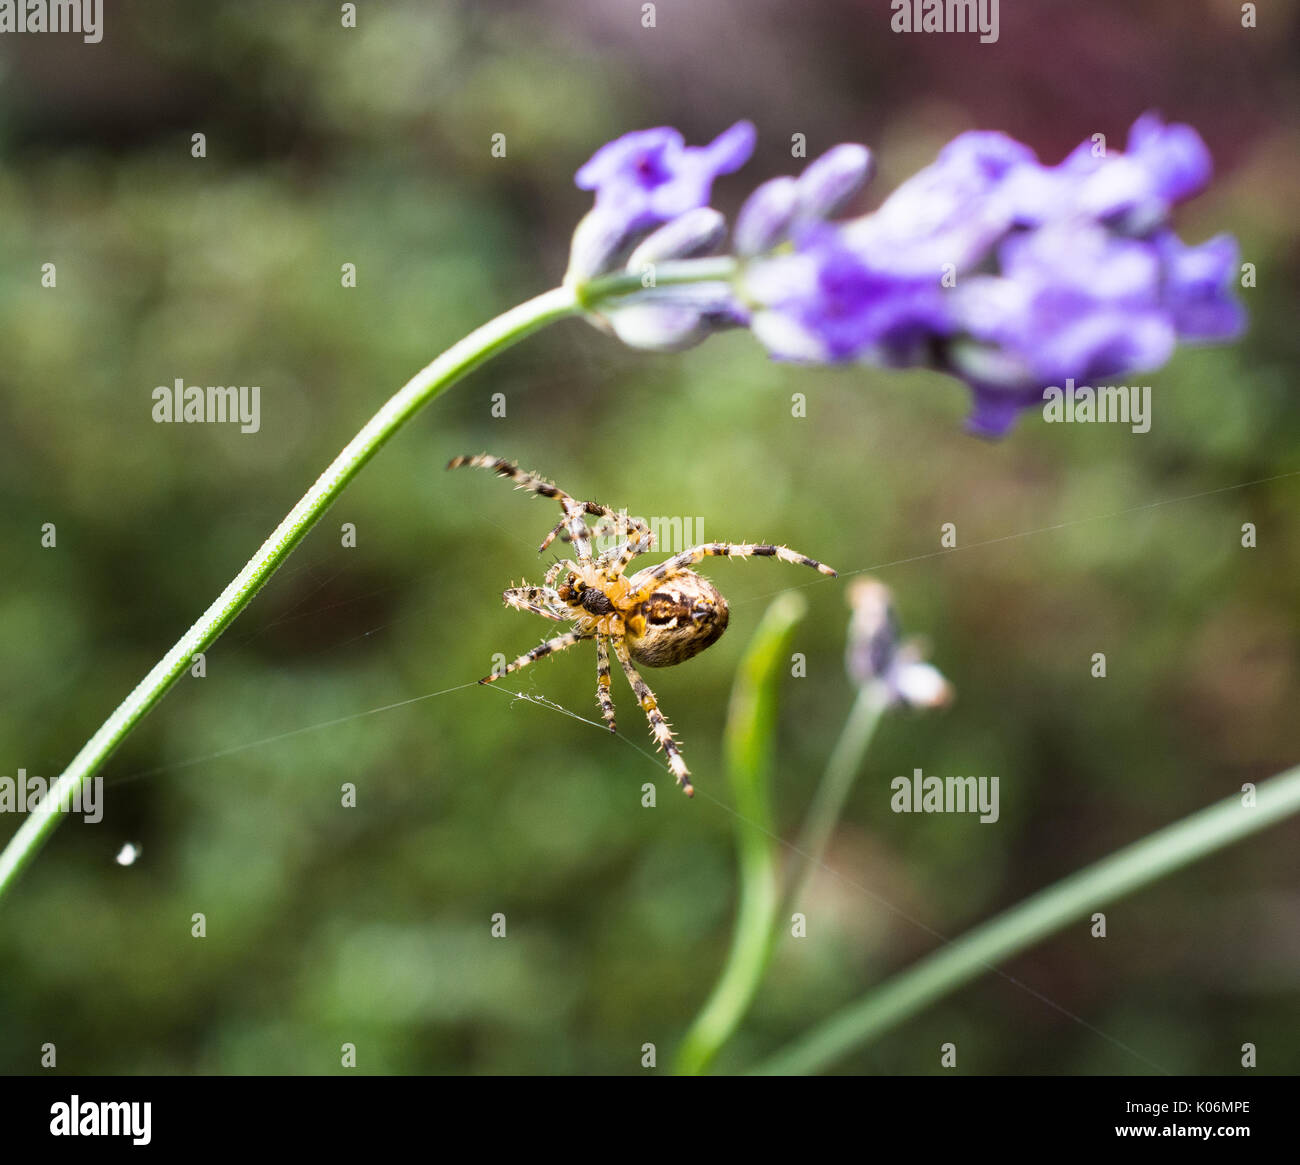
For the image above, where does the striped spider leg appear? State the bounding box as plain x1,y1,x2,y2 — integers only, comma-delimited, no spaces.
613,638,692,796
447,453,597,562
483,627,595,684
624,541,835,607
558,510,656,574
595,634,617,732
501,585,569,621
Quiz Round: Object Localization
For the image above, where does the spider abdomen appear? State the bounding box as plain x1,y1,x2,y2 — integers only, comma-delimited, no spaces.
625,570,729,668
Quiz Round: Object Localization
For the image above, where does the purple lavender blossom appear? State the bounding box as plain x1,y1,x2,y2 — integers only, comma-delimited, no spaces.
575,121,756,235
843,131,1038,278
1003,113,1214,235
1153,231,1247,340
566,123,756,349
746,226,951,365
950,223,1178,391
734,144,874,257
566,126,754,348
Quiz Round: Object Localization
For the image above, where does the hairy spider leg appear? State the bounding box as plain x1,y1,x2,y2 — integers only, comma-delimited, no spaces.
613,638,693,796
625,542,837,605
542,498,656,564
447,453,595,562
598,518,657,575
595,634,617,732
480,628,593,685
543,560,572,588
564,510,656,572
501,586,569,622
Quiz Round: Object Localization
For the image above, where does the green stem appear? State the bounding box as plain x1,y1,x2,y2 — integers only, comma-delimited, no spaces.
674,592,807,1076
0,284,581,902
750,764,1300,1075
784,682,889,916
576,257,738,308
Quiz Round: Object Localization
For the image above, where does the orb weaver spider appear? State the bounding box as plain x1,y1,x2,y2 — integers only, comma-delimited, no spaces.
449,454,837,796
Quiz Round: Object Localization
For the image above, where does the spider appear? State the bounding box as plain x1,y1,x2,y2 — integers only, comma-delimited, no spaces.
448,453,837,796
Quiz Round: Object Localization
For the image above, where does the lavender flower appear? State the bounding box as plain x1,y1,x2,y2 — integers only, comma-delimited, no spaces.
1153,230,1247,341
842,131,1037,279
745,226,951,365
575,121,756,236
734,143,875,256
946,223,1180,434
566,123,756,349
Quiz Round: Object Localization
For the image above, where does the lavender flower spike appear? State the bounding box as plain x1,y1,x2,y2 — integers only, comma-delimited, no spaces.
568,115,1244,435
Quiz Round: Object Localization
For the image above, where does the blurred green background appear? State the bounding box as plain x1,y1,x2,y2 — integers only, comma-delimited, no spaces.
1,0,1297,1075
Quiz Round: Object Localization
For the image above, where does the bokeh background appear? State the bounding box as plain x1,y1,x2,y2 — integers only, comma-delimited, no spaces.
1,0,1297,1075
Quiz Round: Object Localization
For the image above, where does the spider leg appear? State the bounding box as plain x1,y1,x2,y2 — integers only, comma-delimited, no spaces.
541,499,651,562
593,514,656,574
447,453,596,563
560,511,656,574
544,560,571,588
613,639,693,796
595,634,617,733
481,628,592,684
448,453,576,505
626,542,837,604
538,508,594,561
502,586,570,622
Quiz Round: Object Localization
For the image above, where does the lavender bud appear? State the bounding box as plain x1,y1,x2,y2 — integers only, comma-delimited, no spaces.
845,578,952,708
795,143,875,221
733,177,800,257
565,209,636,285
602,283,745,352
627,208,727,268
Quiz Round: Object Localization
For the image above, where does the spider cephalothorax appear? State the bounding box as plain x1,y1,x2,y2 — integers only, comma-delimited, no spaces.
448,453,837,795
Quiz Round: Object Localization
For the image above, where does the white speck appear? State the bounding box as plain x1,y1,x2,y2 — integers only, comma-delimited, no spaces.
115,843,141,867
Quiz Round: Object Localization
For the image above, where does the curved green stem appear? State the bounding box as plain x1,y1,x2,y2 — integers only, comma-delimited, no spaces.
0,284,582,901
674,591,807,1076
751,764,1300,1075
